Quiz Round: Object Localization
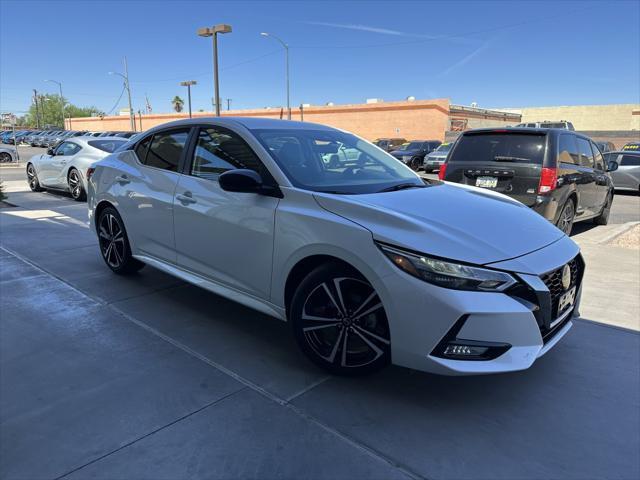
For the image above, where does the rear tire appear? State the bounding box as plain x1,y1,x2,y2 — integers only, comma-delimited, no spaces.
0,152,12,163
290,262,391,376
97,207,145,275
556,199,576,235
593,192,613,225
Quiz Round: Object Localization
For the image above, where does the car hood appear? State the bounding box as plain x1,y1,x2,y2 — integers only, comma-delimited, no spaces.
313,182,565,265
390,149,421,157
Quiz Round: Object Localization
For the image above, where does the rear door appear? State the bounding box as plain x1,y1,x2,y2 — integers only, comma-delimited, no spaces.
575,137,599,215
444,131,547,206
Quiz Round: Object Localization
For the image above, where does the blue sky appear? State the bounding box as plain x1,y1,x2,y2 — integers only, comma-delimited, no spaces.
1,0,639,116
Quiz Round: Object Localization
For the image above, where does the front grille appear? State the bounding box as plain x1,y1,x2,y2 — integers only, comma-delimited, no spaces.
540,255,584,320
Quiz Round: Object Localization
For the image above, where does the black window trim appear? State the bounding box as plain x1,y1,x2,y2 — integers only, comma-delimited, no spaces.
132,127,194,174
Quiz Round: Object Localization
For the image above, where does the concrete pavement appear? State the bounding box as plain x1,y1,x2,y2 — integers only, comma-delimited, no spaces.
1,179,639,479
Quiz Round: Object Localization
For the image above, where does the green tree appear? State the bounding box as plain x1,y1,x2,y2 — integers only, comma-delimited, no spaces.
24,94,104,128
171,96,185,113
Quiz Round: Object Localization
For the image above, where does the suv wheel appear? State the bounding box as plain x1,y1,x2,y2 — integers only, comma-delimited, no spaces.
593,193,613,225
97,207,145,275
409,157,422,171
556,199,576,235
290,263,391,376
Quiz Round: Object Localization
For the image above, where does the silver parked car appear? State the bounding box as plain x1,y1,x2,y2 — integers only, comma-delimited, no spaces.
423,142,453,173
87,118,583,376
26,136,127,201
605,151,640,192
0,146,17,163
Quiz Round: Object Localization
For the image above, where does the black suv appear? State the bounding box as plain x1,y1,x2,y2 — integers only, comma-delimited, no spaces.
440,128,618,234
389,140,441,170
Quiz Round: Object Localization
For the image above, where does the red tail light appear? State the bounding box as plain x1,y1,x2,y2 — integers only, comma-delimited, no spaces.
538,167,557,194
438,163,447,180
86,167,95,180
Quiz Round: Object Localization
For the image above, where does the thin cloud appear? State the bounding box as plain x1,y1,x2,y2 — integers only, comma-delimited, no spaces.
438,40,493,77
305,21,472,43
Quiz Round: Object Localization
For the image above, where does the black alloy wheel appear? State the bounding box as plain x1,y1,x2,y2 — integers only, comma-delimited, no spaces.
0,152,12,163
26,164,43,192
68,169,86,201
97,207,145,274
291,263,391,375
410,157,422,171
557,199,576,235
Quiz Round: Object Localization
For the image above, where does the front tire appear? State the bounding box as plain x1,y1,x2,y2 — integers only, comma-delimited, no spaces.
556,199,576,235
0,152,12,163
68,168,86,201
290,263,391,376
26,164,44,192
409,157,422,171
97,207,145,275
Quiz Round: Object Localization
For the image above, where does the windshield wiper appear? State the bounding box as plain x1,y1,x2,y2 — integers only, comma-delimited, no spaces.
493,155,530,162
377,183,425,193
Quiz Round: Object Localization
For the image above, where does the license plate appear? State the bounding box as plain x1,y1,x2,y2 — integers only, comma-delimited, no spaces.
475,176,498,188
557,286,576,314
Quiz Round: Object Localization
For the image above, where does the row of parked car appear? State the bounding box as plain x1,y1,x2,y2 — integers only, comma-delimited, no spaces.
1,129,136,149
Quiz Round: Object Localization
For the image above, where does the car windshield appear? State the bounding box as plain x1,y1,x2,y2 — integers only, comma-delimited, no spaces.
405,142,424,150
253,128,423,194
434,143,452,153
449,132,546,164
88,139,126,153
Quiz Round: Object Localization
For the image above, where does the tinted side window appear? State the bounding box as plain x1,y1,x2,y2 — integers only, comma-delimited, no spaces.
590,141,604,170
558,135,579,165
621,155,640,166
576,138,594,168
144,130,189,172
135,136,152,163
191,127,266,181
56,142,81,156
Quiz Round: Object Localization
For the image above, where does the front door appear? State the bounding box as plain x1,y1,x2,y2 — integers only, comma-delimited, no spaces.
39,141,81,188
116,128,191,263
575,137,599,216
173,125,279,299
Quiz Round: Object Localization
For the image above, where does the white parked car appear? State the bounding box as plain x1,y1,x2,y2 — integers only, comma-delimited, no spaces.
26,136,127,201
87,118,584,376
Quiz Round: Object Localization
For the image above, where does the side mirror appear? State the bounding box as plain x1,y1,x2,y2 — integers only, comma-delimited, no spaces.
47,148,54,156
606,160,618,172
219,169,262,193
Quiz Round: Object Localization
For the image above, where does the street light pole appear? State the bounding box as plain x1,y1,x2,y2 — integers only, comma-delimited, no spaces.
109,59,136,132
180,81,197,118
198,24,232,117
44,79,67,129
261,32,290,120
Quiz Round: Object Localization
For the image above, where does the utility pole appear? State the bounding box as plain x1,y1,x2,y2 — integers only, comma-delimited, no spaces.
226,98,232,111
33,89,41,129
123,57,135,131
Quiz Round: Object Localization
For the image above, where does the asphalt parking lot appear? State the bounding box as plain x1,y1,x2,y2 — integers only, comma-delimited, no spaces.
1,151,639,479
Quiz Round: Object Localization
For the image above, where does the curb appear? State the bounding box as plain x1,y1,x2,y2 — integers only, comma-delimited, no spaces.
598,221,640,244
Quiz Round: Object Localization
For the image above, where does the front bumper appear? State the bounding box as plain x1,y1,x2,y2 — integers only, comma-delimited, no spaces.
376,235,581,375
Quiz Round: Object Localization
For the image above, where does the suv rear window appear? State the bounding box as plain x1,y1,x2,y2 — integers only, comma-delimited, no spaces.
449,133,546,164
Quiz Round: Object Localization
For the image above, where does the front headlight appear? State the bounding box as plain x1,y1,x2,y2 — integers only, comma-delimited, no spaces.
378,243,517,292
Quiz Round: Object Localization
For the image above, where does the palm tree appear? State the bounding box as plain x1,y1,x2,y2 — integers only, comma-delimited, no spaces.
171,96,185,113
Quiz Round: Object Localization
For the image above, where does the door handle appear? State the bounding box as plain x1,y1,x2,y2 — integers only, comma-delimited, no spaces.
176,192,196,204
114,175,130,184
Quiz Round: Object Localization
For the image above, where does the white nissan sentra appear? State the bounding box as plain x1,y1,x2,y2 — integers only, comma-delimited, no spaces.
87,118,583,376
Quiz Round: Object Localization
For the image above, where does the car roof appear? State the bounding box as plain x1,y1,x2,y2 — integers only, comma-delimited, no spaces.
462,127,591,139
610,150,640,156
142,117,336,135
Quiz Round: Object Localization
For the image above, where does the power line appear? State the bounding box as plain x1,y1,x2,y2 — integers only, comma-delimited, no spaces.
105,85,127,116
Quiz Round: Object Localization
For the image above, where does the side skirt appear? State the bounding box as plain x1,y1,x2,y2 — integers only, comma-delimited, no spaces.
133,254,287,321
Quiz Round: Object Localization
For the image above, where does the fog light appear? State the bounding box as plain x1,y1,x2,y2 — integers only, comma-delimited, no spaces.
443,344,489,357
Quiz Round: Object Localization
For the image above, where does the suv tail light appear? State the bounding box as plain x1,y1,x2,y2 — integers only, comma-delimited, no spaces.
538,167,557,194
438,163,447,180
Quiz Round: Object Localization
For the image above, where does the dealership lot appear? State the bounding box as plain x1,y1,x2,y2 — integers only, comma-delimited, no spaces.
1,155,639,479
